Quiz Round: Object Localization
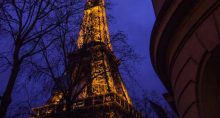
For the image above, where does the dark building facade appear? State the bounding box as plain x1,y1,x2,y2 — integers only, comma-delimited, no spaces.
150,0,220,118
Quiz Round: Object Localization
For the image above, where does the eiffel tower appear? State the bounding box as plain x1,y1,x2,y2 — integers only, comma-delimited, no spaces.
32,0,141,117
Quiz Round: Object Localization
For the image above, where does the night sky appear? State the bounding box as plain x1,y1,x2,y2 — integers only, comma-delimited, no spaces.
107,0,176,116
109,0,166,94
108,0,177,116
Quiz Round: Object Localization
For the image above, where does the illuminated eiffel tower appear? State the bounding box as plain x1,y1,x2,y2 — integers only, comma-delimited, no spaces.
32,0,141,117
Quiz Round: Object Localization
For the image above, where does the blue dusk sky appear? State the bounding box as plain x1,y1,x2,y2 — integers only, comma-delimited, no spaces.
109,0,166,94
107,2,177,116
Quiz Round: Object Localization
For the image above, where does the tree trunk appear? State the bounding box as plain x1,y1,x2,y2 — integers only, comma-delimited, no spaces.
0,59,21,118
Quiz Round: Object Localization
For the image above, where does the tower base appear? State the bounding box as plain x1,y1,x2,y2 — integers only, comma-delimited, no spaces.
32,93,142,118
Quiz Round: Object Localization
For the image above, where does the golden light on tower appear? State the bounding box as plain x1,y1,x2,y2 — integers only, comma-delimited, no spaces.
31,0,141,117
77,0,111,50
75,0,132,105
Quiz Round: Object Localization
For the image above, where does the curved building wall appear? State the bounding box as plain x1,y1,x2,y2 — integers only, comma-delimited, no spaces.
152,0,165,16
150,1,220,118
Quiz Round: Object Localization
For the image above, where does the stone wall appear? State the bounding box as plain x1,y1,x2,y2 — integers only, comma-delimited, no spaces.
150,1,220,117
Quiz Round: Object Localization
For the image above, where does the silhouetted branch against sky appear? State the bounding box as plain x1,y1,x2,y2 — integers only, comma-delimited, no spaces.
0,0,84,117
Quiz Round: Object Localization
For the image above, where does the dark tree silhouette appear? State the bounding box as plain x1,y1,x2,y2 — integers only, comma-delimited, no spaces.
0,0,83,117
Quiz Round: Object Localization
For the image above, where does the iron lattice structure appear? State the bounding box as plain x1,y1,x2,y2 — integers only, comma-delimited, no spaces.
32,0,141,117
